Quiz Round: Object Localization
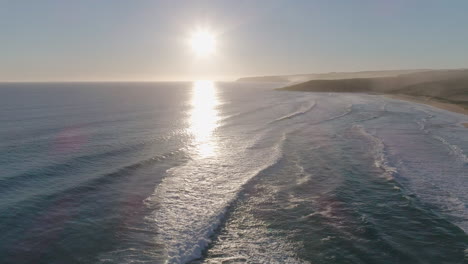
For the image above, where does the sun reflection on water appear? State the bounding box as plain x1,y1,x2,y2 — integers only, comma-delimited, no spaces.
189,80,220,158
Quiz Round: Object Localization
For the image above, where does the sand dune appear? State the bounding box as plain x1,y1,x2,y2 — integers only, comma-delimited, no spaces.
236,69,430,83
279,69,468,115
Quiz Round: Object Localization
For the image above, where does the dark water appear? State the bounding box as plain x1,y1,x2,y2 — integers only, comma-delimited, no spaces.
0,82,466,263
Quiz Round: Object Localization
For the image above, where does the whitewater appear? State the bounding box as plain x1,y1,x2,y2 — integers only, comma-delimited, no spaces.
0,82,466,264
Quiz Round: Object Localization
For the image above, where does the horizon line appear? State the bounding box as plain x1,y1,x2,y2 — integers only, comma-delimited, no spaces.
2,67,467,84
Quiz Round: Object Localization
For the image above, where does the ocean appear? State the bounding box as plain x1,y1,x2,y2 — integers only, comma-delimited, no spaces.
0,81,467,264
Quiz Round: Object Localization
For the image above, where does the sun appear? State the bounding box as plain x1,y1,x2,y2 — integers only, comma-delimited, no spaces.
190,30,216,56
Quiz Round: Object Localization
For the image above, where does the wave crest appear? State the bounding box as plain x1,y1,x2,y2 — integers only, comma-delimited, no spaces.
144,134,287,264
353,125,398,180
270,100,317,123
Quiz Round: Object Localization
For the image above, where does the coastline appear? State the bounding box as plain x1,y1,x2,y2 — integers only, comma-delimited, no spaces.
278,69,468,128
385,94,468,127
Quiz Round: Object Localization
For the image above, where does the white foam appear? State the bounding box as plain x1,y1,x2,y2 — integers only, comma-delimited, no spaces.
201,179,310,264
292,159,312,186
432,135,468,164
144,133,287,264
202,212,310,264
380,102,388,111
353,125,398,180
312,103,353,125
271,100,316,123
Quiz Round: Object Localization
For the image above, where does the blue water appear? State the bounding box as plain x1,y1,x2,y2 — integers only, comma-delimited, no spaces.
0,82,467,264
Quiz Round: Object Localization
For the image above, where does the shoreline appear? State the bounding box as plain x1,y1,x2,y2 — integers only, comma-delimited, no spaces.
385,94,468,127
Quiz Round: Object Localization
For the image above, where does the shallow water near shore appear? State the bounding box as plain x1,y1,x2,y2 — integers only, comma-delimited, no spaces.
0,82,467,264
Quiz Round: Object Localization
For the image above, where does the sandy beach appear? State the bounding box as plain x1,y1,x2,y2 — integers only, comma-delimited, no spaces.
385,94,468,128
385,94,468,115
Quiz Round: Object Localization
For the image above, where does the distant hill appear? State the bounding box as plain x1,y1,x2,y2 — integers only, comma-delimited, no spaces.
279,69,468,110
236,69,430,83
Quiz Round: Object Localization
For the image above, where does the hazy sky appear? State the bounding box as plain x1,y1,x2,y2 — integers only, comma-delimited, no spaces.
1,0,468,81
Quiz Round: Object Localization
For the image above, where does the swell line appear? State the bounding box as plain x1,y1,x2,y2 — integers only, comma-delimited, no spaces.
432,135,468,164
1,148,186,211
312,103,353,125
413,109,467,164
270,100,317,123
0,128,184,186
353,125,398,180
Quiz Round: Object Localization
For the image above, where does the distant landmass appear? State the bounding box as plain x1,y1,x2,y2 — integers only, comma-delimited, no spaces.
278,69,468,113
236,69,430,83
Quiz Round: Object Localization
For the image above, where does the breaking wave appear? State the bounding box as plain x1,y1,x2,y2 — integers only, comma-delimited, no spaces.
271,100,317,123
433,135,468,164
143,134,287,264
353,125,398,180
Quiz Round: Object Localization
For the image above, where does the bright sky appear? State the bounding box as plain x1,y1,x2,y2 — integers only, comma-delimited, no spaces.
1,0,468,81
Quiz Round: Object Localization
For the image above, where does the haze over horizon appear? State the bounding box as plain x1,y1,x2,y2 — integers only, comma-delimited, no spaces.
2,2,468,263
2,0,468,82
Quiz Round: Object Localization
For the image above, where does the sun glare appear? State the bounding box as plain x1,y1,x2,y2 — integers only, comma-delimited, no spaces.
190,30,216,56
189,80,219,158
